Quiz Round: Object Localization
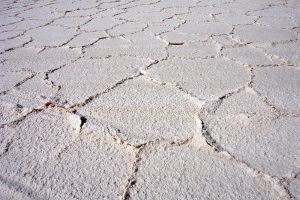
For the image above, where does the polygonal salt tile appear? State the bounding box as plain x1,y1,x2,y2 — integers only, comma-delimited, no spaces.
163,7,189,15
234,25,297,44
189,5,224,14
215,1,267,14
0,71,31,93
53,16,91,28
202,90,300,177
0,94,35,125
92,8,123,18
144,58,249,100
126,4,162,12
0,16,21,26
0,108,81,175
84,36,167,60
12,73,57,101
256,17,298,29
262,41,300,67
127,143,280,200
215,13,256,25
213,35,237,47
67,31,108,48
253,67,300,114
177,21,232,36
1,19,47,32
178,13,213,23
222,46,281,66
145,25,176,35
145,19,182,35
107,21,146,36
168,41,221,59
0,73,58,125
119,11,173,23
0,30,24,41
1,47,81,72
66,8,99,17
80,17,123,32
248,6,293,18
25,25,77,47
0,24,16,33
158,31,203,44
0,108,135,199
38,126,135,200
0,35,32,53
18,7,63,21
156,0,197,8
124,32,166,44
49,57,151,106
78,77,203,145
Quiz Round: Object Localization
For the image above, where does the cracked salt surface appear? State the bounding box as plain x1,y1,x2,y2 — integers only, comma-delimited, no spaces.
0,0,299,199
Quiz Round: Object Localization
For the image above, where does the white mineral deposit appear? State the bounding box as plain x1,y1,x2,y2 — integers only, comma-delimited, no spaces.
0,0,299,199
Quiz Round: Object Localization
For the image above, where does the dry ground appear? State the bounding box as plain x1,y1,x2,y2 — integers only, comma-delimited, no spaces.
0,0,299,199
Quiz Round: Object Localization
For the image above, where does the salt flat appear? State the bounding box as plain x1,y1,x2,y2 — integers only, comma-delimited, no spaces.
0,0,299,199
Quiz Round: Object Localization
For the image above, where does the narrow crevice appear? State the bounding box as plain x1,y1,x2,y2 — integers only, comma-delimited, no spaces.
141,74,204,108
121,146,144,200
0,73,36,96
3,140,13,153
0,108,43,128
70,73,141,109
168,42,184,46
79,116,87,128
0,140,13,158
200,120,223,152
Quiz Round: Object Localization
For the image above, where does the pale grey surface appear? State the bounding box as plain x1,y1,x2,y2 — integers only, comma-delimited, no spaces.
0,47,81,72
0,0,299,199
127,143,280,200
78,77,202,145
144,58,249,100
253,67,300,114
0,109,135,200
49,57,151,106
289,176,300,200
201,89,300,177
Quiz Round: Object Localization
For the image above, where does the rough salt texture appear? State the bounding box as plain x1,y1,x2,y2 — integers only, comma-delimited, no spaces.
0,0,299,199
0,109,135,200
289,176,300,200
0,47,81,72
127,143,280,200
201,89,300,177
144,58,249,100
0,74,59,125
49,57,151,106
78,77,202,145
222,46,282,66
0,71,31,93
253,67,300,115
